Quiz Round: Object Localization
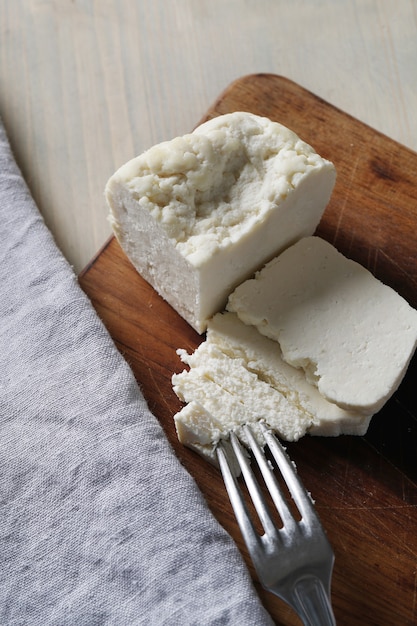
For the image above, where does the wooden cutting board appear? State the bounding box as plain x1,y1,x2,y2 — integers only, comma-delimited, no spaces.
79,74,417,626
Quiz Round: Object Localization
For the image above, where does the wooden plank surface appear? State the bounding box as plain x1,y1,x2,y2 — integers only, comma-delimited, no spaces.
79,75,417,626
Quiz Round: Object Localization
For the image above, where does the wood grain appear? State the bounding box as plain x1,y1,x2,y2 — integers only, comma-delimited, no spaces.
79,75,417,626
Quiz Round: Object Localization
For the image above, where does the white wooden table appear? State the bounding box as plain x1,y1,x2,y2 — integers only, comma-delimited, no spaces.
1,0,416,273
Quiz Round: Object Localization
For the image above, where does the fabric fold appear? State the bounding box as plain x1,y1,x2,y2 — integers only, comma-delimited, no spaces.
0,119,273,625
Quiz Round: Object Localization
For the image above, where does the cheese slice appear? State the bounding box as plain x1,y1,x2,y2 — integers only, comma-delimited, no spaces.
228,236,417,414
172,311,371,463
105,112,336,333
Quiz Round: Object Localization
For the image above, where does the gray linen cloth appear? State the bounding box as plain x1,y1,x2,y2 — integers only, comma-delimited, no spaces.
0,119,274,626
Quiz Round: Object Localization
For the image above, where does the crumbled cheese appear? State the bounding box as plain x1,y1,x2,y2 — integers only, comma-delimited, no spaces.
105,112,336,332
172,311,372,463
227,236,417,414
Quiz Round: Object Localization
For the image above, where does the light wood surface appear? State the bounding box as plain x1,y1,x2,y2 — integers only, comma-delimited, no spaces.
79,75,417,626
1,1,417,273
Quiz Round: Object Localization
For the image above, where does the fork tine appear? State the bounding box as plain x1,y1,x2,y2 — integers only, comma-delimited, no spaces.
259,422,318,523
216,440,261,551
229,431,278,538
243,425,296,530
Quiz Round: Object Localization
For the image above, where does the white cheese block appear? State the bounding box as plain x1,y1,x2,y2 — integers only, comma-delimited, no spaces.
172,312,372,463
105,112,336,333
228,236,417,414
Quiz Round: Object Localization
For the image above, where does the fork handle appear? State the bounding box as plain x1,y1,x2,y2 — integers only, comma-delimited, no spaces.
292,576,336,626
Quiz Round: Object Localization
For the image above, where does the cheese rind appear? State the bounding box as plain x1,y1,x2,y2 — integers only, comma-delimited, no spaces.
172,312,372,463
105,112,336,332
227,236,417,414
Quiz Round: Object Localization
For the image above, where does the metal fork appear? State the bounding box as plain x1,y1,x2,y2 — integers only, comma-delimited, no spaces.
216,422,336,626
